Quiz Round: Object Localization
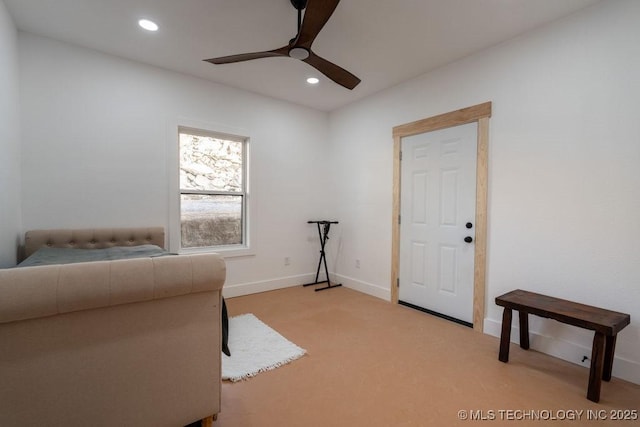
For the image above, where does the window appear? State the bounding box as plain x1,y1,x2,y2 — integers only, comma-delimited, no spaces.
178,127,247,250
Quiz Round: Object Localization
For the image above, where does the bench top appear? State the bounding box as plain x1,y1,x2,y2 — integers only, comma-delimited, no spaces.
496,289,630,335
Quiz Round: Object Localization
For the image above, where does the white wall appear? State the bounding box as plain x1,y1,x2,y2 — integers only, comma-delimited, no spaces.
329,0,640,384
0,0,21,267
18,32,331,294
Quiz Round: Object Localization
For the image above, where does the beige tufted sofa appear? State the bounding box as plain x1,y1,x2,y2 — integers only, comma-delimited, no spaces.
0,228,225,427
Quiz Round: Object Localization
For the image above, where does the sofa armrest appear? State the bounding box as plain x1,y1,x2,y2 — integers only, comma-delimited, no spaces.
0,253,225,324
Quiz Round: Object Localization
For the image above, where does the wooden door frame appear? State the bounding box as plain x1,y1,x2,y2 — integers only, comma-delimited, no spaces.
391,102,492,332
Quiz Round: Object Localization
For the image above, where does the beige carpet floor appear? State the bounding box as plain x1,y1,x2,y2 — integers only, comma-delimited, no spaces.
216,286,639,426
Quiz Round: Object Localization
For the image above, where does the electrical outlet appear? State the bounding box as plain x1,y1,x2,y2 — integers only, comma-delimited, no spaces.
284,257,291,266
355,259,361,269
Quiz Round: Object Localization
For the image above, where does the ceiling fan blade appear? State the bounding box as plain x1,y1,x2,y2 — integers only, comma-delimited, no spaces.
304,51,360,90
204,46,289,65
295,0,341,48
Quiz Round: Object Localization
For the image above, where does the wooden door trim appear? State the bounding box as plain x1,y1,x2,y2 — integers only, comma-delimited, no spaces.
391,102,492,332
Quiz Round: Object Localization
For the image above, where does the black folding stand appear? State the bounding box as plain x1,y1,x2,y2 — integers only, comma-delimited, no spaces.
304,220,342,292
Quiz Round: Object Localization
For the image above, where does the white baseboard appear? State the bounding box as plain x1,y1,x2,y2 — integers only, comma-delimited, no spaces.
334,274,391,301
484,318,640,385
222,273,315,298
223,272,391,301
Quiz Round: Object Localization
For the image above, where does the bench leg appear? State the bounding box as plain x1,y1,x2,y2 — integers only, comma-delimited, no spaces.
518,311,529,350
587,332,606,403
602,334,617,382
499,308,512,362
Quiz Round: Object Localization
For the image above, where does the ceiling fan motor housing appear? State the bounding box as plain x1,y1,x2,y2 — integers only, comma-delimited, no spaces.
289,47,309,60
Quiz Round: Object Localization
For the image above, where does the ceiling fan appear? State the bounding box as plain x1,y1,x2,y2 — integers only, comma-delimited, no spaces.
204,0,361,90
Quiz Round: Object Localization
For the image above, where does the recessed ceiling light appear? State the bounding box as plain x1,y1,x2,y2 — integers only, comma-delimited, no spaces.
306,77,320,85
138,19,158,32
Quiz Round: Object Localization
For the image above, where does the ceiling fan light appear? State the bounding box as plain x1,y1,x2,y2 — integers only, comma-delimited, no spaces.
306,77,319,85
289,47,309,60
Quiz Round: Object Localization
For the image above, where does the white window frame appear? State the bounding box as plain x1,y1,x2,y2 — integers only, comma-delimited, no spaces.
168,119,253,257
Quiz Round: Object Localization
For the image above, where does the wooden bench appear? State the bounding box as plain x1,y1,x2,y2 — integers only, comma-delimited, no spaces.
495,289,630,403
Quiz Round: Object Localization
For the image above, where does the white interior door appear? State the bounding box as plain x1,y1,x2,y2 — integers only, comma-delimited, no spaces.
398,122,478,325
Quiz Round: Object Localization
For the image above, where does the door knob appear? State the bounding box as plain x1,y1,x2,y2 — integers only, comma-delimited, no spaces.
466,222,473,229
464,236,473,243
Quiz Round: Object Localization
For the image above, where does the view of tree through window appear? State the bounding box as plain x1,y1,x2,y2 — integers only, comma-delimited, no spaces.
179,129,246,248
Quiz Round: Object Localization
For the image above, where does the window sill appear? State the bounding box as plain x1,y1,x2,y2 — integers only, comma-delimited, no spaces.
179,245,255,259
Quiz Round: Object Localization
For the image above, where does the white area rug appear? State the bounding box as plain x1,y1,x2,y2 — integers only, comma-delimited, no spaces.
222,313,307,382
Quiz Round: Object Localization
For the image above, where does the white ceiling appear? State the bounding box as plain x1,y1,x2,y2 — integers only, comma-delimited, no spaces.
5,0,600,111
